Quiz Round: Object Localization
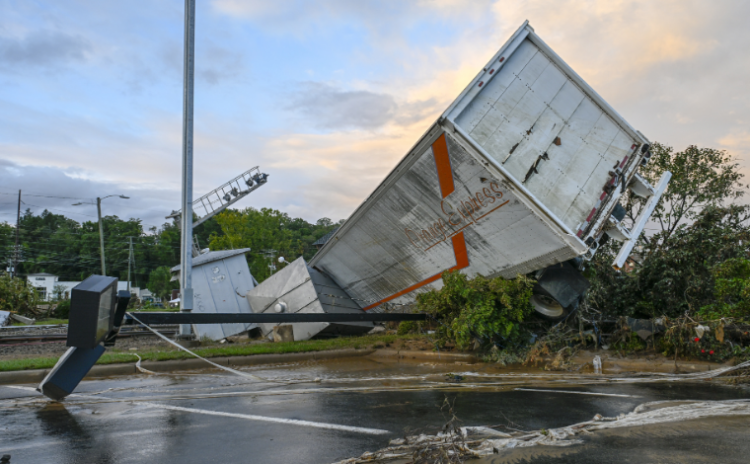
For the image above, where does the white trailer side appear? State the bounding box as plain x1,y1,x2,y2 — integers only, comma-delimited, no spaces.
309,21,668,313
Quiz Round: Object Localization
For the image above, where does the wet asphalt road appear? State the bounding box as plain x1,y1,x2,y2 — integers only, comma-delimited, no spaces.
1,357,750,464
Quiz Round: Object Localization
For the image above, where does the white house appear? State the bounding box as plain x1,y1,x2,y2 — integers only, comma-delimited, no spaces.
26,273,147,301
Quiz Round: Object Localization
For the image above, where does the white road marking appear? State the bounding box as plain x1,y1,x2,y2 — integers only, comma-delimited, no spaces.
3,385,391,435
515,388,639,398
138,403,391,435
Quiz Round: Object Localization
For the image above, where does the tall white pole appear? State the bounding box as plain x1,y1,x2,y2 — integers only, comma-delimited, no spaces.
97,197,106,275
179,0,195,337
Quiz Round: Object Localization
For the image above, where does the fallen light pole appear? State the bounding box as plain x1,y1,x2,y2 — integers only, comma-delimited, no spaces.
36,275,425,401
38,275,131,401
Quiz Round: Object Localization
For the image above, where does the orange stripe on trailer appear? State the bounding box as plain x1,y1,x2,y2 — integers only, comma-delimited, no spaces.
432,134,455,199
363,134,469,311
363,232,469,311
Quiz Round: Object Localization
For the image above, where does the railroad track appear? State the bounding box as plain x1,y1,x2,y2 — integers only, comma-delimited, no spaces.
0,325,179,345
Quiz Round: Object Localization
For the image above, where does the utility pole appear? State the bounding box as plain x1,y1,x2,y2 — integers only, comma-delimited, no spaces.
13,190,20,278
97,197,106,275
179,0,196,338
127,236,134,292
72,195,128,277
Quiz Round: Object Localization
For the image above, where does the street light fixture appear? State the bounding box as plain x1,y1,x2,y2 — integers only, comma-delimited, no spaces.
72,195,130,275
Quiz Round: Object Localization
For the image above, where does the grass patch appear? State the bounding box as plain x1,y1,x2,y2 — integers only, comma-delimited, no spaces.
11,318,69,327
134,307,180,313
35,319,68,325
0,333,425,372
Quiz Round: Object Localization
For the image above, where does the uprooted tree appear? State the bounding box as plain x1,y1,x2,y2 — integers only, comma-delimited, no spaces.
0,274,41,318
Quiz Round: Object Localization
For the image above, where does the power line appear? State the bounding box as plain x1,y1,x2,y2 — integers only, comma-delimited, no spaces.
0,190,91,200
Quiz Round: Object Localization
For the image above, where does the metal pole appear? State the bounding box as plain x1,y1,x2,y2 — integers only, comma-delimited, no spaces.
97,197,106,275
13,190,20,278
179,0,196,338
127,236,133,292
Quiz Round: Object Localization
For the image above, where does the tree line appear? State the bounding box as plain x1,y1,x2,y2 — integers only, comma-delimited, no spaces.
0,208,341,299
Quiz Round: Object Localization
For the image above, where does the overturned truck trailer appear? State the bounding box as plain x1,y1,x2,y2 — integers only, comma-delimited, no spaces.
308,21,670,320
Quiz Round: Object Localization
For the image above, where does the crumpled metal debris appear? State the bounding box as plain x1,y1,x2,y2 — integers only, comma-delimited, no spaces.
0,311,10,327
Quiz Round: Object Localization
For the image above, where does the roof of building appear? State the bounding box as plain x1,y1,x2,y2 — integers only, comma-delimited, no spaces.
170,248,251,272
312,228,339,247
26,273,58,277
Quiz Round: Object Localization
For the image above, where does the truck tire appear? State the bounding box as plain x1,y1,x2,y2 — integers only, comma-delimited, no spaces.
530,294,567,320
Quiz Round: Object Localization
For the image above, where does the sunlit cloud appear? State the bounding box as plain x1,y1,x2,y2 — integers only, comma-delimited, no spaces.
1,0,749,228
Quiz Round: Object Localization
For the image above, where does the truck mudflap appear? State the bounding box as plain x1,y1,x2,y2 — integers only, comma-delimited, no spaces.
611,172,672,270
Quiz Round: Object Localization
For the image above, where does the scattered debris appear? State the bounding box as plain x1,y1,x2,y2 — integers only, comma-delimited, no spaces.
624,317,665,341
695,324,710,339
368,325,387,335
10,314,34,325
272,325,294,342
332,399,750,463
444,373,464,383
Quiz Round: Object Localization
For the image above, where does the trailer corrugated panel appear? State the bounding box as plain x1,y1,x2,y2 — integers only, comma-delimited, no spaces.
310,21,656,311
444,22,648,236
311,125,585,311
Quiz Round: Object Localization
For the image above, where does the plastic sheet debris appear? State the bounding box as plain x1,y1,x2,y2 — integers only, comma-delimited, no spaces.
625,317,665,341
331,399,750,463
593,355,602,374
695,324,710,339
0,311,10,327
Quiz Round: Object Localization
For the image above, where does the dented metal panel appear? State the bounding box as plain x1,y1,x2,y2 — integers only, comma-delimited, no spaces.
187,250,257,340
247,257,372,340
310,21,653,311
311,130,583,311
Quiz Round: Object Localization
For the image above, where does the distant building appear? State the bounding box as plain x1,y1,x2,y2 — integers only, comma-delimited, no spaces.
25,273,149,301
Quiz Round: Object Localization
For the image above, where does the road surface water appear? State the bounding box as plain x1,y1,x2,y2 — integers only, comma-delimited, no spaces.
1,356,749,463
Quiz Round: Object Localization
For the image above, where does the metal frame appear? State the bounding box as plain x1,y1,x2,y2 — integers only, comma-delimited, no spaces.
123,312,427,325
612,172,671,269
167,167,268,228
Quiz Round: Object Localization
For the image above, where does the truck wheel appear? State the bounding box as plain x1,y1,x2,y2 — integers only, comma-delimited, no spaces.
530,294,567,320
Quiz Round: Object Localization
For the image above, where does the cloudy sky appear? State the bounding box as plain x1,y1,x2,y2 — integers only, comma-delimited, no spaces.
1,0,749,230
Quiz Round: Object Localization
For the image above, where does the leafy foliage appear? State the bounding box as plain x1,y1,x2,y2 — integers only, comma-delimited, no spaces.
586,141,749,319
0,208,223,285
147,266,179,301
0,207,341,287
699,258,750,319
633,143,745,242
0,275,40,317
416,271,534,350
54,299,71,319
397,320,417,335
209,208,341,282
586,206,750,318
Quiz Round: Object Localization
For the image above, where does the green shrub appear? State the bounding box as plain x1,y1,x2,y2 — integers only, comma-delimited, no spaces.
699,258,750,320
0,275,40,317
416,271,534,350
397,320,417,335
54,299,71,319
